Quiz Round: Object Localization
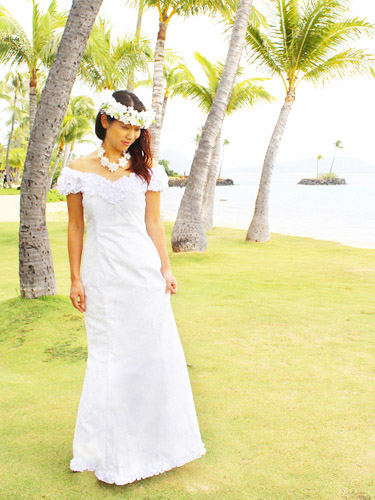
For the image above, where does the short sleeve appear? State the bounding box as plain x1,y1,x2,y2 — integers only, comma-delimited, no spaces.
55,167,83,195
147,164,169,192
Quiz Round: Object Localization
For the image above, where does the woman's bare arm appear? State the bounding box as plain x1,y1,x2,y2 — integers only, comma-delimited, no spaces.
67,192,86,311
145,190,177,295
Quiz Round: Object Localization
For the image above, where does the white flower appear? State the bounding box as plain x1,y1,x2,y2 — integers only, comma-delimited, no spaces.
98,90,156,129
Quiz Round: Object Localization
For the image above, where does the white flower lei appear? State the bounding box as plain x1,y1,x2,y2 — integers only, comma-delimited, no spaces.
98,89,155,129
97,145,130,173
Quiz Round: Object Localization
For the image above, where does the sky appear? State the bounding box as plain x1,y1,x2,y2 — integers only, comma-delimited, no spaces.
1,0,375,176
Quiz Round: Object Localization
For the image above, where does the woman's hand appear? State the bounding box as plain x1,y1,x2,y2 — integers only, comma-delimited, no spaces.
161,268,177,295
70,279,86,312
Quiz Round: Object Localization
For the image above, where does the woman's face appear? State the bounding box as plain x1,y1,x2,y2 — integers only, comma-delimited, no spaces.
101,114,141,151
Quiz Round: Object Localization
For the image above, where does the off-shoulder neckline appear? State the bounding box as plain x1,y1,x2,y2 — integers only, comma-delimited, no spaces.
64,166,137,184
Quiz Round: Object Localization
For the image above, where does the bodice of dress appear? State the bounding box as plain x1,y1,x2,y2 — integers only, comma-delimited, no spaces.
56,163,168,227
56,163,169,201
56,163,170,289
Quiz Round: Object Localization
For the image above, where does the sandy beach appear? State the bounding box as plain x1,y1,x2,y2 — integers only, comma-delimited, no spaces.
0,195,176,223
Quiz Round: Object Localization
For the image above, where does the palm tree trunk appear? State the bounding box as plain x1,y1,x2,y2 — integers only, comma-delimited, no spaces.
127,0,144,91
246,89,295,242
160,92,168,128
5,108,16,189
201,129,222,231
329,147,336,173
19,0,103,299
48,145,64,188
61,143,71,170
171,0,253,252
14,167,21,184
29,71,37,131
218,141,225,179
67,142,74,165
149,14,168,162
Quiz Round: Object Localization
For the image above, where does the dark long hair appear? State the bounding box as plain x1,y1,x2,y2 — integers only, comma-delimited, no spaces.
95,90,153,185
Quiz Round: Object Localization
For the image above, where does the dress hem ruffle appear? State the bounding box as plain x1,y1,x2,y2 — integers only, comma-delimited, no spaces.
69,442,207,485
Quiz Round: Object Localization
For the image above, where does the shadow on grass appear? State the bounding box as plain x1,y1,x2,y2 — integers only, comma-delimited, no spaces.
0,295,87,363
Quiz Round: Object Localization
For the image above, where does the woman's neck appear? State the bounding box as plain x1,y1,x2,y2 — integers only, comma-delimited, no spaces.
100,141,124,162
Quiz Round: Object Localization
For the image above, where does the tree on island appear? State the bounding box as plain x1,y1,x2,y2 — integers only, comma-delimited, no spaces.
218,138,230,179
329,139,344,174
316,154,323,177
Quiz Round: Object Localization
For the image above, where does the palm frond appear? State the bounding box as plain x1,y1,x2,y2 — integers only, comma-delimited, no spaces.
227,79,275,114
245,24,286,86
298,16,375,74
0,6,32,68
301,48,375,85
272,0,300,69
170,81,212,113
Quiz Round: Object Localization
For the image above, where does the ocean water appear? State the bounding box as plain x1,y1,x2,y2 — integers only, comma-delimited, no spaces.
160,172,375,249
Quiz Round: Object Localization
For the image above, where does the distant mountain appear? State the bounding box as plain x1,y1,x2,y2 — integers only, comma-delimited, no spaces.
159,149,191,175
158,152,375,178
226,157,375,175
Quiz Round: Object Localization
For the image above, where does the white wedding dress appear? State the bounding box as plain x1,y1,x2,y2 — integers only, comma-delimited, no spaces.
56,163,206,485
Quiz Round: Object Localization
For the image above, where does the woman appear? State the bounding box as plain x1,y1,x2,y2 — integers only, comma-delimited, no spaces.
56,89,206,485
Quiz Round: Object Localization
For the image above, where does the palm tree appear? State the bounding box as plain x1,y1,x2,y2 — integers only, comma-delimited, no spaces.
137,50,195,127
171,0,254,251
7,147,26,184
0,1,67,130
316,154,323,177
329,140,343,173
19,0,103,299
245,0,374,242
48,95,96,187
172,51,273,230
218,138,230,179
127,0,145,91
125,0,228,163
0,71,28,188
194,126,203,150
80,16,152,92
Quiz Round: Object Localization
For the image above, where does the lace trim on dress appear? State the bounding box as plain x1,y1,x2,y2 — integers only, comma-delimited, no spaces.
69,442,206,485
55,164,169,204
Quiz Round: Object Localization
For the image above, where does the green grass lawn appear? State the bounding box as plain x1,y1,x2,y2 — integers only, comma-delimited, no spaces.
1,220,375,500
0,187,20,195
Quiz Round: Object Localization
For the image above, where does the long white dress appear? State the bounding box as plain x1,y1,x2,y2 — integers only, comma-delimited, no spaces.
56,164,206,485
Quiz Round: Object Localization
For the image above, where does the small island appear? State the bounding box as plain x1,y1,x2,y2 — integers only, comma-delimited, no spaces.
298,175,346,185
168,176,234,187
299,143,346,185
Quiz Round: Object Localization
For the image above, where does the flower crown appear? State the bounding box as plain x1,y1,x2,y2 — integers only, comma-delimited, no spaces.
98,89,155,129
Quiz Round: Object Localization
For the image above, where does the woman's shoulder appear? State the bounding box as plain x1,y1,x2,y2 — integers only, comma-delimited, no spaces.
69,152,97,173
55,154,95,196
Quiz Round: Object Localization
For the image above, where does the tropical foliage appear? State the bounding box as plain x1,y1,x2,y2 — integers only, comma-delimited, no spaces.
172,51,273,230
80,16,153,91
125,0,228,162
171,0,255,251
48,95,96,187
0,1,67,128
18,0,103,298
0,71,28,185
